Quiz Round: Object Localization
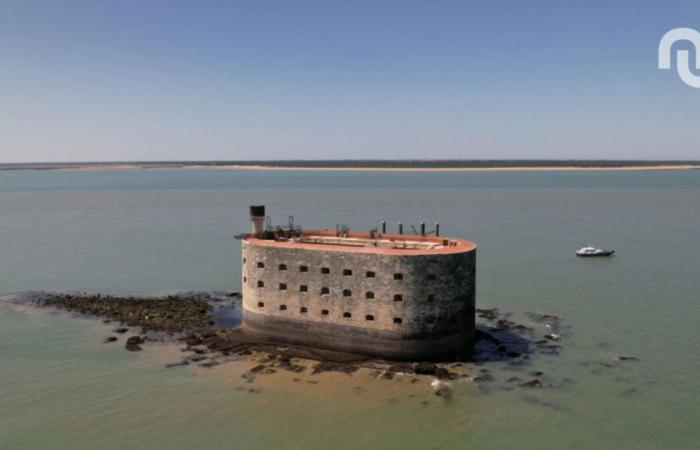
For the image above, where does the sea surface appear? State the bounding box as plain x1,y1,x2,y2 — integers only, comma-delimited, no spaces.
1,168,699,449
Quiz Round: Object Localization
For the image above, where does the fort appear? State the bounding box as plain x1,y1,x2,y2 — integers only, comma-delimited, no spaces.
240,205,477,361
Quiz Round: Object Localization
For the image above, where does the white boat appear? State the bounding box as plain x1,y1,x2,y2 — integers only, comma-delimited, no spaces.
576,246,615,257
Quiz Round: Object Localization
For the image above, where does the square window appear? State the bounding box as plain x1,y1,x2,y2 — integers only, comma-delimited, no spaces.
279,283,287,290
393,273,403,280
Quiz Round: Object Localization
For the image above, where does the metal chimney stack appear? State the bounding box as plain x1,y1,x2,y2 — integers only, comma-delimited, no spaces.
250,204,265,237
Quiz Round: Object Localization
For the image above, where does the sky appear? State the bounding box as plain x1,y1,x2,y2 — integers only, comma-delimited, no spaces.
1,0,699,162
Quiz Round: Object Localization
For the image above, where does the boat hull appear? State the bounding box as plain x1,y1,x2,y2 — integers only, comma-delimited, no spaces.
576,250,615,257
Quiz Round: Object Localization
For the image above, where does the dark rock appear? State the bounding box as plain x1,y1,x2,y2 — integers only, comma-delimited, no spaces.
115,327,129,333
126,336,143,346
165,360,190,368
521,378,543,388
311,361,358,375
104,336,118,343
434,385,453,399
472,373,494,383
125,344,142,352
618,355,639,361
184,335,202,346
379,371,395,380
414,362,437,375
434,367,457,380
388,363,413,374
250,364,267,374
476,308,499,320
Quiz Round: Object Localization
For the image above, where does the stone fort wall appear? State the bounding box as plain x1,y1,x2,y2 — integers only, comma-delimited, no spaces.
241,239,476,360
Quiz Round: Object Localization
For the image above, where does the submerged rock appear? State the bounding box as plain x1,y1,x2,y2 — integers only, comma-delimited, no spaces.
521,378,543,388
104,336,118,343
414,362,437,375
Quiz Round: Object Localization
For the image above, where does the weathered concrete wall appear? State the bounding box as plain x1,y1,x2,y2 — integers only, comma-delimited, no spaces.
241,240,475,360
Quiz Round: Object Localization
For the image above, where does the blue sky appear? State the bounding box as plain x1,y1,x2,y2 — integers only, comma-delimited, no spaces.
1,0,699,162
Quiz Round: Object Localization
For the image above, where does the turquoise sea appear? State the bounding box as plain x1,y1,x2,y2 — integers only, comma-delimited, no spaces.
1,168,699,449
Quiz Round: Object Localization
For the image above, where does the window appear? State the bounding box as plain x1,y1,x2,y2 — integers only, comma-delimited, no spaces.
343,289,352,297
366,271,376,278
279,283,287,290
279,263,287,271
427,294,435,302
320,287,330,295
393,294,403,302
300,307,308,314
257,262,264,268
300,285,308,293
243,276,247,282
393,317,403,325
365,291,375,299
243,257,247,264
343,312,352,319
299,265,308,272
321,267,330,274
343,269,352,276
257,280,264,288
279,305,287,311
321,309,329,316
257,302,264,308
427,274,436,281
365,314,375,321
394,273,403,280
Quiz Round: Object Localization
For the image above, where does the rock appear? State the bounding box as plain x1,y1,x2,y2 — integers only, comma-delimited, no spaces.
414,362,437,375
104,336,118,343
165,360,190,368
115,327,129,333
126,344,142,352
618,355,639,361
430,379,453,399
388,363,413,374
521,378,543,388
227,292,240,297
434,367,457,380
476,308,499,320
472,373,494,383
126,336,143,345
250,364,267,374
544,333,561,341
379,371,395,380
184,335,202,346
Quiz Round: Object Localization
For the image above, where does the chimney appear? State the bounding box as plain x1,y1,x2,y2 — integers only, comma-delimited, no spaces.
250,205,265,237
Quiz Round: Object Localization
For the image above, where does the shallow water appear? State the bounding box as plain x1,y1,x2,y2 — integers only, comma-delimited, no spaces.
1,169,699,449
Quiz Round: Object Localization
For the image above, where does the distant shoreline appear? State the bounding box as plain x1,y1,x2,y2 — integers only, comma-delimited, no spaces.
1,161,699,173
